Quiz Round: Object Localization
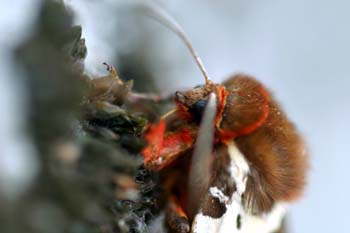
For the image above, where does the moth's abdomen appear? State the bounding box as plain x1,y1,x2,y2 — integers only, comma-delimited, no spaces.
220,74,308,214
236,98,308,213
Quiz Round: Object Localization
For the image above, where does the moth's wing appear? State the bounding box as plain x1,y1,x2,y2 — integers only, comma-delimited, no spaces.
190,141,288,233
187,93,217,219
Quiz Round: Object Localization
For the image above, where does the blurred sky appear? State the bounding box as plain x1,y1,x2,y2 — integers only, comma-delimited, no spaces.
1,0,350,232
0,0,41,200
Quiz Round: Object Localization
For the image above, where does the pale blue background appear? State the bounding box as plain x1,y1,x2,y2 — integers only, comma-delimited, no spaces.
1,0,349,232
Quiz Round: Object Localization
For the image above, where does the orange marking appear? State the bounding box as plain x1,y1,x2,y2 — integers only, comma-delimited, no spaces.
142,120,166,164
142,120,196,170
218,85,270,143
215,86,229,128
170,195,188,219
162,129,194,148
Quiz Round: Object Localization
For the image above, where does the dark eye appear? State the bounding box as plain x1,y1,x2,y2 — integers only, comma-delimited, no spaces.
189,99,208,124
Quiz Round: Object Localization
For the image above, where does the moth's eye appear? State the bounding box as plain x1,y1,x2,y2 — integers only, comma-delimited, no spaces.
189,99,208,124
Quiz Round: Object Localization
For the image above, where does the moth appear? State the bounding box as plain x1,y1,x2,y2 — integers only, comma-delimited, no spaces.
139,3,308,233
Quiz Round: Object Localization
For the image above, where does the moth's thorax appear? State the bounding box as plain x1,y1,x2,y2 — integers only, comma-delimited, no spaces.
174,77,271,142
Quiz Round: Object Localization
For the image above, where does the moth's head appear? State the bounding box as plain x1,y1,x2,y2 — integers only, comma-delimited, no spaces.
174,83,217,123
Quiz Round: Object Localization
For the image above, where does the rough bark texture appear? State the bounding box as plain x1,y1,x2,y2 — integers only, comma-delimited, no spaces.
2,1,161,233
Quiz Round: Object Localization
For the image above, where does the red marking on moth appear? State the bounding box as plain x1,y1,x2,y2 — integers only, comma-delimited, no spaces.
170,195,188,219
218,85,270,143
214,86,229,129
142,119,195,170
162,128,193,149
142,119,166,164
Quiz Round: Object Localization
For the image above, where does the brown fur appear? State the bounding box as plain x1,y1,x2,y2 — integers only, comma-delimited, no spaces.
221,74,269,133
224,74,308,213
155,74,308,227
174,74,308,214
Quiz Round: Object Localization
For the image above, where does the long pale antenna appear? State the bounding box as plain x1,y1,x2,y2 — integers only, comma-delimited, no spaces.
187,93,217,219
136,2,212,84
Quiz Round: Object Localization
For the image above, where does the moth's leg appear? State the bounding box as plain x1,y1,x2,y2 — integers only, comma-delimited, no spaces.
166,195,190,233
127,92,173,103
102,62,173,103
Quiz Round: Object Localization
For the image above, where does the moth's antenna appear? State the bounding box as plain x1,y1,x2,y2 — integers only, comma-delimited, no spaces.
136,2,212,85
